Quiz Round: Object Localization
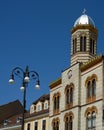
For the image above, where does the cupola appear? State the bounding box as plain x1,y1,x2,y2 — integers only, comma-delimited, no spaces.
70,9,98,65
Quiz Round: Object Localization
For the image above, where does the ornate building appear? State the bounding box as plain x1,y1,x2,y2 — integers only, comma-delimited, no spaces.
49,11,104,130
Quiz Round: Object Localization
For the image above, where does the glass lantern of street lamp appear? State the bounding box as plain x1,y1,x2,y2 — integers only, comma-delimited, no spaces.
24,76,30,83
20,82,25,91
35,80,40,89
9,75,14,84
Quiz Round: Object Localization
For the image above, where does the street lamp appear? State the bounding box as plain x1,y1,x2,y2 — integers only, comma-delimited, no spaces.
9,66,40,130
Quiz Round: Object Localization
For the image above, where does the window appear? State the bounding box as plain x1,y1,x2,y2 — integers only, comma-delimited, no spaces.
53,92,60,114
44,102,48,109
85,106,97,130
80,36,86,52
27,123,30,130
34,122,38,130
64,112,74,130
90,38,95,54
73,38,77,54
92,79,96,96
85,74,97,103
86,112,96,130
87,79,96,98
37,105,41,111
42,120,46,130
52,118,60,130
65,84,74,109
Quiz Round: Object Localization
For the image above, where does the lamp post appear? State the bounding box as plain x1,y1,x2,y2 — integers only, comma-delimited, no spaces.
9,66,40,130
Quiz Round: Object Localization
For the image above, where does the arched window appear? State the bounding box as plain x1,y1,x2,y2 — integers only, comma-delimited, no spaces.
57,95,60,110
86,111,96,130
54,97,57,110
92,79,96,96
69,116,73,130
87,81,91,98
52,118,60,130
65,84,74,109
86,75,97,103
80,36,83,51
92,111,96,128
80,36,86,52
73,38,77,54
53,93,60,114
87,112,91,129
64,112,74,130
56,121,59,130
66,89,70,104
84,36,86,51
90,38,95,54
65,117,68,130
70,88,73,103
53,122,55,130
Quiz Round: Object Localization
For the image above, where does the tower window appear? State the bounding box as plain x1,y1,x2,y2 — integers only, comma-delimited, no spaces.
73,38,77,54
80,36,86,52
90,38,95,54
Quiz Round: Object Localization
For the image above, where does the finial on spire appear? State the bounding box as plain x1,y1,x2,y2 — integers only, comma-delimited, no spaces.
83,8,86,14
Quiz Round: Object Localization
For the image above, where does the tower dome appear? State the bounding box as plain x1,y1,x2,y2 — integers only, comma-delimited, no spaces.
70,9,98,66
74,10,95,27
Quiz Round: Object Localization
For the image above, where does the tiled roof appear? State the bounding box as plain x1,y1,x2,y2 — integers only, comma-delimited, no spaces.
32,94,50,104
25,109,49,119
0,100,23,124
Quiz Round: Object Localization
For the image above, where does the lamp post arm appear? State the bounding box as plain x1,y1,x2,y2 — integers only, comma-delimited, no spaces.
12,67,24,79
29,71,39,80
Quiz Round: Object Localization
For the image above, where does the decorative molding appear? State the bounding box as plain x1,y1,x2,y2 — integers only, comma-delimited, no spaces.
50,78,61,89
81,55,103,72
84,106,98,117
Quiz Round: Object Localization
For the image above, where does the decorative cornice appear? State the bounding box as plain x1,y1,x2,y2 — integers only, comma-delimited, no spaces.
71,25,98,35
80,55,103,72
49,78,61,89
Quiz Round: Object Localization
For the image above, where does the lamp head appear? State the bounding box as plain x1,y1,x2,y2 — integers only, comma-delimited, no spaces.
20,82,25,91
9,75,14,84
24,66,30,82
20,86,25,91
35,80,40,89
24,76,30,83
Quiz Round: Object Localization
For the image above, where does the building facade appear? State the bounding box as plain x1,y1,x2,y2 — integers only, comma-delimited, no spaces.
24,94,49,130
49,11,104,130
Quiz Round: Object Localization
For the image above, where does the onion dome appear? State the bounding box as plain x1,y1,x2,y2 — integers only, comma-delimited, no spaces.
74,9,95,27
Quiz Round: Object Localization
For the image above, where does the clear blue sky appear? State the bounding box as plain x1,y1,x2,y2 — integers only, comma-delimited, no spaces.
0,0,104,109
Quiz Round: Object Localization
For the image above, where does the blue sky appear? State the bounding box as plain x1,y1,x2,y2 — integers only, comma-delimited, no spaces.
0,0,104,109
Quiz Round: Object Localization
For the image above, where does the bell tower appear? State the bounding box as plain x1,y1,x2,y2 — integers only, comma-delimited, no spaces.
70,10,98,65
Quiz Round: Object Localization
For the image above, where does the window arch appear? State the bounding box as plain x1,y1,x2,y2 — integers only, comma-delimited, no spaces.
53,92,61,114
86,111,96,130
52,118,60,130
85,106,98,130
65,83,74,109
85,74,97,103
64,112,74,130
